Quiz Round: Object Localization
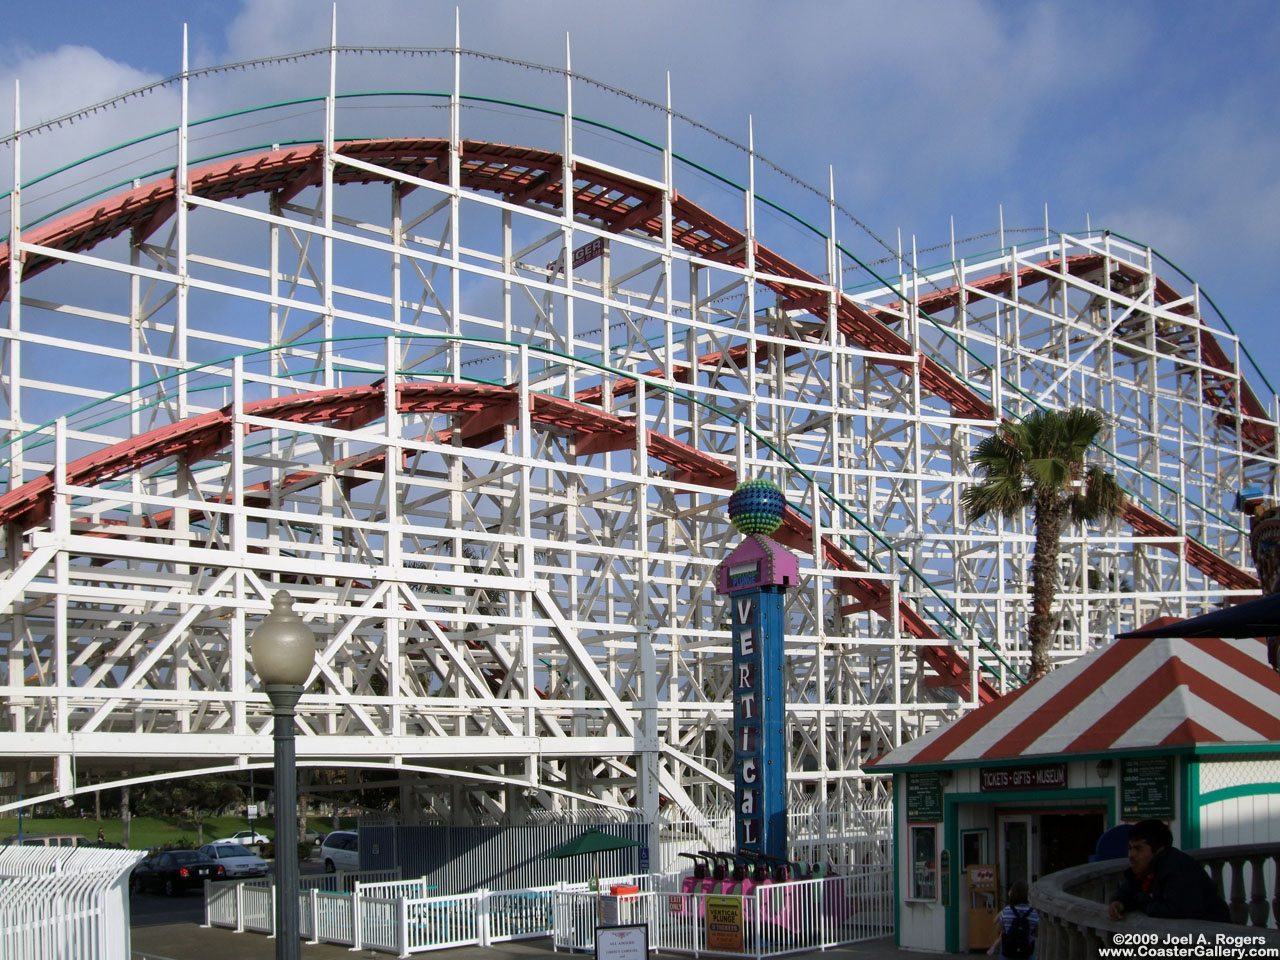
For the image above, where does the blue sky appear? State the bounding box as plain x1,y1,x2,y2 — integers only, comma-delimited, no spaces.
4,0,1279,402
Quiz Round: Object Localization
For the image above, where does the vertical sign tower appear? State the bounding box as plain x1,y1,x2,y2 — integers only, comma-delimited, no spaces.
715,478,798,863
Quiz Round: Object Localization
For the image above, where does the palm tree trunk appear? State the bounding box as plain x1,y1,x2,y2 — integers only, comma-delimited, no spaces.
1028,496,1065,680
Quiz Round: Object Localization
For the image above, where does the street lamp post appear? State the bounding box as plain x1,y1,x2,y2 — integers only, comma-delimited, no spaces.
249,591,316,960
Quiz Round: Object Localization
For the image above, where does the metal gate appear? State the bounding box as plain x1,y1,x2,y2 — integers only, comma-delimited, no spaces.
0,844,144,960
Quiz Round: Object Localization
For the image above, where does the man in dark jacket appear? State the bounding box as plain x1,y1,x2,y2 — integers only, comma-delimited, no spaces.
1107,819,1230,922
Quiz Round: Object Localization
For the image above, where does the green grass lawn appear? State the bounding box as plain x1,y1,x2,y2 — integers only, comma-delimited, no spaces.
0,814,354,850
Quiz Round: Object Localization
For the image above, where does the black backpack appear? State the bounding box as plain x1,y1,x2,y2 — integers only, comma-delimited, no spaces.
1001,905,1033,959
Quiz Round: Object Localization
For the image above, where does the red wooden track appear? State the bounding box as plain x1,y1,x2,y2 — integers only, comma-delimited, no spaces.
1,138,1268,454
0,380,997,702
0,137,1265,695
1,139,1265,482
877,257,1274,453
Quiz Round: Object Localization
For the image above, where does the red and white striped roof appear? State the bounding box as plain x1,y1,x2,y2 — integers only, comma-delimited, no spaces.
873,636,1280,769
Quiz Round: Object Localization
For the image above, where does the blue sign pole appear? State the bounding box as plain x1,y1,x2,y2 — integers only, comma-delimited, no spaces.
716,479,799,865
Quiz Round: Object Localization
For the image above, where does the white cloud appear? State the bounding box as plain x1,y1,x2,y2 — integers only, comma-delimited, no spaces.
1,0,1276,385
0,46,178,229
0,44,165,131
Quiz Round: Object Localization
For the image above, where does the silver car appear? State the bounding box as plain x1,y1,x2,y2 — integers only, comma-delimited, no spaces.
199,842,269,879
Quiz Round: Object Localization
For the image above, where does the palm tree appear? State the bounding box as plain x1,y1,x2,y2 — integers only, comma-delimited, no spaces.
961,408,1126,681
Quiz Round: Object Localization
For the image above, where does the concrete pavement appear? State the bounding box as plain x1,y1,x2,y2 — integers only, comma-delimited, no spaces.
129,922,925,960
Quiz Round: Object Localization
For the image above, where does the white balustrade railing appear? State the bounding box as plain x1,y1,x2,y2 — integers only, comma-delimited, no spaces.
1033,846,1280,959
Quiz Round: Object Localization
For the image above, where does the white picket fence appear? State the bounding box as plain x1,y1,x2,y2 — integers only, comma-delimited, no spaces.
206,869,398,926
0,844,145,960
206,874,563,956
207,867,891,958
553,868,894,957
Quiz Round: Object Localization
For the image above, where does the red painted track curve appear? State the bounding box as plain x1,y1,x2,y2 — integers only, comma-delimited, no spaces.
0,380,996,701
0,137,1266,698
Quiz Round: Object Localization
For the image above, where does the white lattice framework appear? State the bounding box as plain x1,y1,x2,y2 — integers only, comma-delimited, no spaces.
0,37,1275,823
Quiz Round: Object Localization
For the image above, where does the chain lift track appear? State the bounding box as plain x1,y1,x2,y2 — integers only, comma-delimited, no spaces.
0,43,1274,821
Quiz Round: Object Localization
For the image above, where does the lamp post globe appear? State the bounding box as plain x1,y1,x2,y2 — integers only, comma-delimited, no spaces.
250,591,317,686
249,590,315,960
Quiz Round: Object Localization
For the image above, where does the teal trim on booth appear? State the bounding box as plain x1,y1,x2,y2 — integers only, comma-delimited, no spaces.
941,787,1116,954
1185,744,1280,757
874,742,1280,775
1198,781,1280,807
944,797,961,954
1181,758,1199,849
892,775,901,946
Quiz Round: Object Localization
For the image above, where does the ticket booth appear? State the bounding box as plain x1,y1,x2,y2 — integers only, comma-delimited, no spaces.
883,757,1115,953
870,635,1280,954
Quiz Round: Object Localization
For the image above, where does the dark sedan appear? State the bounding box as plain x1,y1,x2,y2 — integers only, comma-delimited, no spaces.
131,850,225,896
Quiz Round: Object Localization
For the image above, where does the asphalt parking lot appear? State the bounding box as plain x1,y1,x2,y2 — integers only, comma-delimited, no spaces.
129,885,206,928
129,856,328,938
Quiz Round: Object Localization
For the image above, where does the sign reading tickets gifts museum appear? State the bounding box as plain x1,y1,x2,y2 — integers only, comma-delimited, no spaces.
979,764,1067,792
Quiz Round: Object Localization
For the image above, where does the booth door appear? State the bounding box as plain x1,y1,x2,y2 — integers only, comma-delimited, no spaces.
999,815,1033,892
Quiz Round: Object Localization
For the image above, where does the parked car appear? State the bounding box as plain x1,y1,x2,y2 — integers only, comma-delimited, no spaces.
198,842,269,879
319,830,359,873
215,829,271,845
130,850,225,896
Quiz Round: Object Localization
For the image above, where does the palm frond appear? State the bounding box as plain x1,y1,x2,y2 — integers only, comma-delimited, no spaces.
960,475,1030,523
1069,464,1127,523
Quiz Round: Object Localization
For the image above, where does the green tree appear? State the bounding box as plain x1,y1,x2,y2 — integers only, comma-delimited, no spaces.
136,778,244,845
961,408,1126,680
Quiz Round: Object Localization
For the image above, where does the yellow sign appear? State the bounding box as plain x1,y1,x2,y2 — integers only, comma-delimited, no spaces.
705,895,744,952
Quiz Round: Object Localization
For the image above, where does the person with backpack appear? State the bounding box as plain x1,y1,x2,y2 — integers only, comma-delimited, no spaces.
988,879,1038,959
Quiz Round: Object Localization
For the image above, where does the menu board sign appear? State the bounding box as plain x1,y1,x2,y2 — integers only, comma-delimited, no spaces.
906,771,945,822
1121,756,1174,819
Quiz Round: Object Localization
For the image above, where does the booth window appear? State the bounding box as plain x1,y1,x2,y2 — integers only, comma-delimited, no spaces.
961,828,987,869
910,825,937,900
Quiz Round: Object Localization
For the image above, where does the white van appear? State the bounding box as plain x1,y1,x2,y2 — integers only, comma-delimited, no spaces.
2,833,89,847
319,830,359,873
